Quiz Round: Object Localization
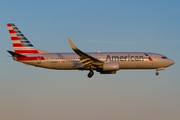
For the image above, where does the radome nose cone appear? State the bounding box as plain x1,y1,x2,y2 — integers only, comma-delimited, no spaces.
169,60,175,65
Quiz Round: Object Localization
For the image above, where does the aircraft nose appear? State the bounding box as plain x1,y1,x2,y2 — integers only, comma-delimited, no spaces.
169,59,175,65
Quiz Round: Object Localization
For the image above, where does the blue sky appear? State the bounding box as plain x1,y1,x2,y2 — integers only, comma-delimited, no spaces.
0,0,180,120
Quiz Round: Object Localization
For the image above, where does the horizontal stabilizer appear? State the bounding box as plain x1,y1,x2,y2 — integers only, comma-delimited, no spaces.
7,50,26,57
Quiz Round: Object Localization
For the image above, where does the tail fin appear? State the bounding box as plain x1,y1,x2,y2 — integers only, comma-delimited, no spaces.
7,23,48,54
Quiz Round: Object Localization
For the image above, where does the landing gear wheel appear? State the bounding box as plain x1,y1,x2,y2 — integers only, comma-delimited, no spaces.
87,70,94,78
87,73,92,78
156,72,159,76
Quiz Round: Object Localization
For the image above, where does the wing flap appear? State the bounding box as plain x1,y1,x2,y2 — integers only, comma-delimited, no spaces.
79,58,91,63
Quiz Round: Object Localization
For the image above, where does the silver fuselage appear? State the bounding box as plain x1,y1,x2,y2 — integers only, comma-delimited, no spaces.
14,52,174,71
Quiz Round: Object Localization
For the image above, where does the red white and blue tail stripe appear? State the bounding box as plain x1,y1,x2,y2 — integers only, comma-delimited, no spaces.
7,23,48,54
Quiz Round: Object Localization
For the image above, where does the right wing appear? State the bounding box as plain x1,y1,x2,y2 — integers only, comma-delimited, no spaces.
68,38,103,67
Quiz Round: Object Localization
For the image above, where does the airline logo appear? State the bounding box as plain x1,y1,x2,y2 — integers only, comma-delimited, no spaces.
106,53,153,61
144,53,153,61
7,23,45,62
7,23,39,54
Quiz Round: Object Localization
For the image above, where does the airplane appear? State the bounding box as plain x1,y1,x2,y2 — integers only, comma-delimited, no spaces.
7,23,174,78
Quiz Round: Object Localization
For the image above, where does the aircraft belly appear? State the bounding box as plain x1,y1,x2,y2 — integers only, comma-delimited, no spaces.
119,61,156,69
21,60,51,68
20,60,81,70
47,60,80,69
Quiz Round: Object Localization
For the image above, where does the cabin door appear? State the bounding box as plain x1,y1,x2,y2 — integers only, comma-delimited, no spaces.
37,56,41,64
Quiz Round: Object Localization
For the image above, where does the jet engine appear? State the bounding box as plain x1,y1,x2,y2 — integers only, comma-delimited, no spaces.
103,62,120,71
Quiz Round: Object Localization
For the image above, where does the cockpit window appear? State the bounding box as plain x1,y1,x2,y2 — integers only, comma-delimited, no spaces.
161,56,167,59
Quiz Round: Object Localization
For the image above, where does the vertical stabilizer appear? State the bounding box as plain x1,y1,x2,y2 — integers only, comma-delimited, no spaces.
7,23,48,54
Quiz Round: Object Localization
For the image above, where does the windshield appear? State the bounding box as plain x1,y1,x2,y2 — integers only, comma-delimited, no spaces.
161,56,167,59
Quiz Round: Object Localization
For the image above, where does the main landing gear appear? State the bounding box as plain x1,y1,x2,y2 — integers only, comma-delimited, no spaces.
87,69,94,78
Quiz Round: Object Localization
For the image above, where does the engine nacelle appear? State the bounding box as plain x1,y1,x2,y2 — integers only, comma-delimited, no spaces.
103,62,120,71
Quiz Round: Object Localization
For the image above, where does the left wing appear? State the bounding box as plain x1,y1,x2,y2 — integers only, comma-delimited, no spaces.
68,38,103,67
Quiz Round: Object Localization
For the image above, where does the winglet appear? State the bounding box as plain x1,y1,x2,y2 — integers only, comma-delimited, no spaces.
68,38,77,50
67,38,103,65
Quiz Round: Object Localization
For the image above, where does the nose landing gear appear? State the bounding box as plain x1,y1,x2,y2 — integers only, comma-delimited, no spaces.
87,69,94,78
155,68,165,76
155,71,159,76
